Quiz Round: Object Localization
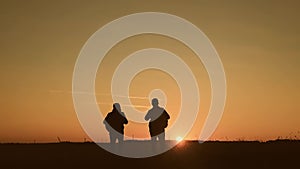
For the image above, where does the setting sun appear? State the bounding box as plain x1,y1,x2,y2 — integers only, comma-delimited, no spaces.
176,136,183,142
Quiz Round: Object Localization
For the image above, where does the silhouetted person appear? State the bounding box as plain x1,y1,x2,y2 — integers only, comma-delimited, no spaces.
145,98,170,142
103,103,128,144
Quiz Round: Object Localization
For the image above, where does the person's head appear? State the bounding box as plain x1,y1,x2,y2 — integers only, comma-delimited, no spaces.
113,103,121,112
151,98,159,107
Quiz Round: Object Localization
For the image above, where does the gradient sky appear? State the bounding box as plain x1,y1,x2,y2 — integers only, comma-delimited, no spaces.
0,0,299,142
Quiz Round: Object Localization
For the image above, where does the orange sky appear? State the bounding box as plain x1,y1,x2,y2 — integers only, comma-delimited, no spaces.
0,0,299,142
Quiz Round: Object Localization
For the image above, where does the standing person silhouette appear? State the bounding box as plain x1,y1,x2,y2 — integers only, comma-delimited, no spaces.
145,98,170,142
103,103,128,144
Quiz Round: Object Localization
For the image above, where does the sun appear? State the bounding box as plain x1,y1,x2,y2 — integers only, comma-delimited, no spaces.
176,136,183,142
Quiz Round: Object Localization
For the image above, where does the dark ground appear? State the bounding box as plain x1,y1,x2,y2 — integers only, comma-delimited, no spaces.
0,140,299,169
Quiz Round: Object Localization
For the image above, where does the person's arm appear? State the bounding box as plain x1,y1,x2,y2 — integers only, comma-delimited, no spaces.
122,112,128,124
103,115,108,124
103,113,111,131
104,113,111,125
144,111,150,121
164,110,170,119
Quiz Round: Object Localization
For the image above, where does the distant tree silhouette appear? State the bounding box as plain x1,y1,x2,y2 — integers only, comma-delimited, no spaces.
103,103,128,144
145,98,170,142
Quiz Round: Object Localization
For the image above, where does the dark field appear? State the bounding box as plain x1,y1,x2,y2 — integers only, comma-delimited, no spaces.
0,140,299,169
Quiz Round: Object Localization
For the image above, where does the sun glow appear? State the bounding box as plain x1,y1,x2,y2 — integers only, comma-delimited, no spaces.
176,136,183,142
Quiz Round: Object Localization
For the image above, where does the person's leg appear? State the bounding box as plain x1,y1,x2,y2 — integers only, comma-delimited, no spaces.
109,132,117,144
149,134,156,153
158,132,165,142
117,133,124,144
150,129,156,142
115,133,124,153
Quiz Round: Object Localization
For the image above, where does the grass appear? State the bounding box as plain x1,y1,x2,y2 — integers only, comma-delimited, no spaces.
0,140,299,169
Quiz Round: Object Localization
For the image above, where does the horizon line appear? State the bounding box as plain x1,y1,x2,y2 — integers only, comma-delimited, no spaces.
1,138,300,144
